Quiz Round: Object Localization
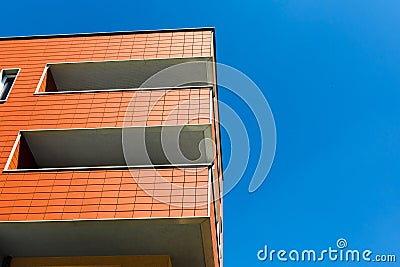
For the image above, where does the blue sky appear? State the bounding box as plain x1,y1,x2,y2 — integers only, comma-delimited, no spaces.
1,1,399,266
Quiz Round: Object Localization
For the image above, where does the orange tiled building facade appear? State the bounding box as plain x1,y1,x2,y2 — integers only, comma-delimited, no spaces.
0,28,223,267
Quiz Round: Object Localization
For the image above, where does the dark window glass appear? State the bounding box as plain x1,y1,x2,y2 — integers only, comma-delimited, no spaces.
1,76,15,100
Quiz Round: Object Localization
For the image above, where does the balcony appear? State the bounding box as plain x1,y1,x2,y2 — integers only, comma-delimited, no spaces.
0,218,214,267
35,57,214,94
5,125,213,171
0,165,216,267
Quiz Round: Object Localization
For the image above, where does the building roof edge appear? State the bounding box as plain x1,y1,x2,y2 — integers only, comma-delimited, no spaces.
0,27,215,41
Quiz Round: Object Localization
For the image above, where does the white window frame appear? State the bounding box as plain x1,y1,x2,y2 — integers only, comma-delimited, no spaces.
0,68,20,103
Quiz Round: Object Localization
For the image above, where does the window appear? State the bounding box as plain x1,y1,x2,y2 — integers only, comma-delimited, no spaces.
0,69,19,102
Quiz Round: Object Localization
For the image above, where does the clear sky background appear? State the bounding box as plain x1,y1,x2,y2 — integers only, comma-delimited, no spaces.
1,1,399,266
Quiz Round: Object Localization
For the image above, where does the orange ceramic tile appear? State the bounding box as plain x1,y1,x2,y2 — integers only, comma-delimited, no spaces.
96,211,116,218
26,213,45,220
80,205,99,212
78,212,98,219
132,210,151,218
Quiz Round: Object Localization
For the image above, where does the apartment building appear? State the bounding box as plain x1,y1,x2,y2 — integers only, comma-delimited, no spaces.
0,27,223,267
